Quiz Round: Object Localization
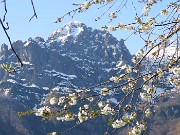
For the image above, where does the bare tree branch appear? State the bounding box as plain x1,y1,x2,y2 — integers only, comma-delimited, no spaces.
0,19,23,71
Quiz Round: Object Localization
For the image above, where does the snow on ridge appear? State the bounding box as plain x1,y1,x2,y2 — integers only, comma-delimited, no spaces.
29,84,38,88
24,41,31,47
67,20,83,25
104,68,112,72
42,87,49,91
49,21,84,43
7,79,17,84
44,69,77,80
5,78,41,89
22,61,32,65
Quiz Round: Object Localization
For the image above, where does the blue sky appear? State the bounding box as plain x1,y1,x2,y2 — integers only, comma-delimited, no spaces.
0,0,169,54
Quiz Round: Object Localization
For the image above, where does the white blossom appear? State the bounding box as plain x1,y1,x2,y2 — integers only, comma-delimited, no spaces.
140,92,151,101
64,113,74,121
101,88,109,96
148,0,156,4
160,9,169,15
57,114,74,121
146,86,154,94
139,124,146,131
69,93,77,99
112,119,126,128
129,82,134,88
145,108,151,117
108,25,116,31
136,121,146,131
171,67,180,75
69,98,77,106
139,25,152,32
126,68,133,73
109,12,117,19
124,25,134,30
56,116,65,121
132,57,138,63
143,85,149,91
35,106,51,117
130,122,146,135
51,132,58,135
58,96,65,105
143,75,150,81
78,110,88,123
142,6,150,16
50,97,58,105
118,23,124,29
148,43,154,48
82,1,91,10
146,17,156,25
122,86,129,93
84,104,89,110
129,122,146,135
110,76,119,83
130,112,137,120
87,97,94,102
136,49,144,57
135,17,142,24
64,104,68,109
98,101,104,108
131,127,141,135
101,104,115,115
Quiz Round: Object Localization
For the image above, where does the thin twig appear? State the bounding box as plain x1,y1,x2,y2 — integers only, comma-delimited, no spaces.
2,0,7,22
29,0,38,22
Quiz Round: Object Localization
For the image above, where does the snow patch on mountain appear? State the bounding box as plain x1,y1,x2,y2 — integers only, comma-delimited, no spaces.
44,69,77,80
42,87,49,91
49,21,84,43
7,79,17,84
147,41,180,59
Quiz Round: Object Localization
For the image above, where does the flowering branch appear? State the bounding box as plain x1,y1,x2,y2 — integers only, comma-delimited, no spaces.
16,0,180,134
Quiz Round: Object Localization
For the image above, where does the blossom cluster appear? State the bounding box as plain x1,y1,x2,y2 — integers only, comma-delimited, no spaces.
30,1,180,135
35,106,51,117
129,122,146,135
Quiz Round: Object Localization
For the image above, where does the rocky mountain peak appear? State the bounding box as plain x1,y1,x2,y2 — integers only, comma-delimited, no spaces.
48,21,86,42
0,21,132,107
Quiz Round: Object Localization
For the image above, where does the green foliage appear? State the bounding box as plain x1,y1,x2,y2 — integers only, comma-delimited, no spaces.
18,109,35,117
108,118,114,125
122,117,132,123
1,63,15,73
